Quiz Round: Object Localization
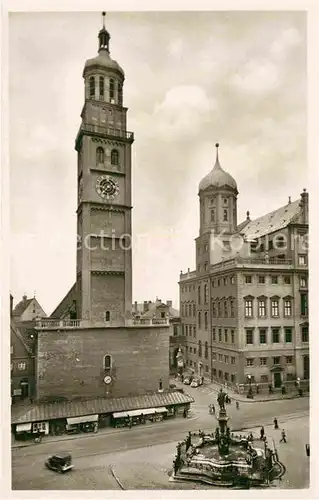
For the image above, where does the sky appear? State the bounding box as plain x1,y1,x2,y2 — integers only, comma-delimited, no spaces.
9,10,307,314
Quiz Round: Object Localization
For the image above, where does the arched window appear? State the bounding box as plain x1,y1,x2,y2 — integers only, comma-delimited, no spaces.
96,147,104,164
211,209,215,222
198,340,202,357
204,311,208,330
89,76,95,98
103,354,112,370
193,304,196,316
109,78,115,101
198,312,201,329
223,209,228,221
105,310,110,321
111,149,119,165
198,285,201,305
204,284,208,304
204,341,208,359
118,81,123,106
188,304,191,316
99,76,104,99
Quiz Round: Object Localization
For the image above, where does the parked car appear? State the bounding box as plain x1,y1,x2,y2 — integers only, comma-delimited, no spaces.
45,452,74,473
183,377,191,385
191,377,203,388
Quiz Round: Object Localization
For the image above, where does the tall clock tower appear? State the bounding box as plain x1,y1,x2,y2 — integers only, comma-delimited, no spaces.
75,14,134,325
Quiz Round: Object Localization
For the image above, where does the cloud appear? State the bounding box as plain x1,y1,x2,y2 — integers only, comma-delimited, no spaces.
231,59,281,94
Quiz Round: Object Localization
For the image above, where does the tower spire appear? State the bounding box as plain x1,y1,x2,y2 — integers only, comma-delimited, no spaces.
98,11,110,53
215,142,219,162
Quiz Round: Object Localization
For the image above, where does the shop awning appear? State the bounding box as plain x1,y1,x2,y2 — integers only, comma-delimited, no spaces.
113,411,129,419
155,407,168,413
66,414,98,425
127,408,157,417
16,422,32,432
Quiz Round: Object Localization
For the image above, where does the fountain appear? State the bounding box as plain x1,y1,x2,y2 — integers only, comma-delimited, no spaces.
171,388,286,488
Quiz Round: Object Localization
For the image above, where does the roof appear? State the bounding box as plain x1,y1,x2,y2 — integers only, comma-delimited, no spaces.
10,323,33,356
238,199,301,240
11,391,194,424
84,48,124,77
50,283,76,318
12,298,33,318
133,301,179,318
199,156,237,192
12,321,36,351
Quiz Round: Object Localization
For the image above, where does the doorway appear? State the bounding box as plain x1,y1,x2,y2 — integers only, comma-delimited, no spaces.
20,380,29,398
273,372,282,388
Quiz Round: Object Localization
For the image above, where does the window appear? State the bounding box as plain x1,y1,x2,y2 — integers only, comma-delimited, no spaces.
111,149,119,165
273,356,280,366
17,362,26,371
96,147,104,164
224,355,229,364
230,275,236,285
212,328,216,341
218,354,223,362
224,301,228,317
302,326,309,342
204,243,208,252
89,76,95,98
193,304,196,316
194,348,197,355
197,286,201,304
285,328,292,343
198,312,201,328
182,324,185,335
105,311,110,322
204,312,208,330
231,330,235,344
269,240,273,250
271,299,279,317
211,280,215,288
218,329,222,342
223,277,228,286
223,209,228,221
161,312,165,318
204,284,208,304
260,357,267,366
258,275,265,284
286,356,293,364
99,76,104,99
246,329,253,345
189,304,192,316
212,352,217,360
194,326,197,338
198,341,202,357
261,375,268,382
204,341,208,359
230,300,235,317
204,262,208,272
224,329,228,343
185,325,189,336
244,299,253,317
218,302,221,317
231,374,236,383
298,254,307,265
104,354,112,370
245,275,252,284
217,279,221,286
246,358,254,367
109,78,115,100
300,277,307,288
213,368,217,377
231,357,235,365
212,302,216,317
258,299,266,317
173,325,178,336
189,347,192,353
271,275,278,284
224,372,229,381
272,328,280,343
218,370,223,379
284,276,291,284
259,329,267,344
301,294,308,316
118,81,123,106
211,209,215,222
185,305,187,317
284,299,292,317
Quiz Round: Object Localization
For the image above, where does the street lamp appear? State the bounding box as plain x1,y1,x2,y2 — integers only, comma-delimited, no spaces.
247,374,254,399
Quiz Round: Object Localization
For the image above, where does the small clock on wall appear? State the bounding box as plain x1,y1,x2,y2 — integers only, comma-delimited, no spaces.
96,175,119,201
78,177,83,203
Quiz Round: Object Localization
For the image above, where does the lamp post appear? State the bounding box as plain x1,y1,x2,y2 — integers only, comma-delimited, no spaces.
247,374,254,399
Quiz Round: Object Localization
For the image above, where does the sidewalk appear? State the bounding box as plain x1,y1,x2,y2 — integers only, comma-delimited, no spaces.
172,379,309,403
11,413,199,449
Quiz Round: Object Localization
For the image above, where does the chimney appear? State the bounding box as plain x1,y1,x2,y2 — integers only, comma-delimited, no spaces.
143,301,149,312
134,301,137,313
10,294,13,317
166,300,172,308
300,188,309,224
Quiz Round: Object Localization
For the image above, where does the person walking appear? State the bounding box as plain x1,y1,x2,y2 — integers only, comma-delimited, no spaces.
256,383,259,394
280,429,287,443
236,401,239,410
273,417,279,429
260,426,265,440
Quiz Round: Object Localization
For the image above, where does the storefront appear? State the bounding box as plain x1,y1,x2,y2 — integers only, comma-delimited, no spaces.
112,407,169,427
32,421,49,435
15,422,32,440
66,414,98,434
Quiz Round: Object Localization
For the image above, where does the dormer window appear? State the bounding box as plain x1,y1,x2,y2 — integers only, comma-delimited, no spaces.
89,76,95,99
109,78,115,101
99,76,104,99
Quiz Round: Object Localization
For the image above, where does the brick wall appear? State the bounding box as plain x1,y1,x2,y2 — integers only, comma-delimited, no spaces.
90,274,125,323
36,325,169,402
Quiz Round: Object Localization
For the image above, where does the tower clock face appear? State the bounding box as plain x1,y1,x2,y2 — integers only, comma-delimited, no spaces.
96,175,119,200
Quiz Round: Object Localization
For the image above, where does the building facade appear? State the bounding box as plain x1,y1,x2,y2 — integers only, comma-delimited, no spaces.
179,145,309,390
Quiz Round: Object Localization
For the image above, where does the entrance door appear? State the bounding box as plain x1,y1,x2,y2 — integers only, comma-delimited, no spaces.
20,380,29,398
303,355,309,380
274,372,282,388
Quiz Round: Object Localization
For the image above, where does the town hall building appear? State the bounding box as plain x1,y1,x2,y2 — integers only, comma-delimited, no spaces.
179,144,309,391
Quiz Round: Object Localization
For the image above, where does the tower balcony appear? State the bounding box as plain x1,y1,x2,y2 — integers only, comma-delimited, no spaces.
35,317,169,330
75,122,134,149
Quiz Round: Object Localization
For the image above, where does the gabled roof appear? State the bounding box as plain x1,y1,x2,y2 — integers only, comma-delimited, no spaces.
11,391,194,424
50,283,76,318
12,298,33,318
133,301,179,318
11,322,33,356
238,199,301,240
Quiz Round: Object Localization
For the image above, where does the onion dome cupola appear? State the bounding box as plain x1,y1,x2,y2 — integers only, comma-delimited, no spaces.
199,143,237,193
83,12,124,105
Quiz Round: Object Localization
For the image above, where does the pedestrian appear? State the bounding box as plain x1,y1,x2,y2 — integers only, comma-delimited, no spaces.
281,385,286,395
260,426,265,440
183,408,187,418
273,417,279,429
236,401,239,410
128,417,132,429
268,384,273,394
280,429,287,443
256,383,259,394
299,388,303,397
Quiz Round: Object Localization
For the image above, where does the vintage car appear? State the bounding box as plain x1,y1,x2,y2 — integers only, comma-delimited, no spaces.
183,377,191,385
191,377,203,388
45,452,74,473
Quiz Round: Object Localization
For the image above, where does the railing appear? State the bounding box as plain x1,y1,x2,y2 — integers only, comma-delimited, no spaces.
76,123,134,144
131,318,169,326
36,317,170,329
179,270,197,281
35,319,83,329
